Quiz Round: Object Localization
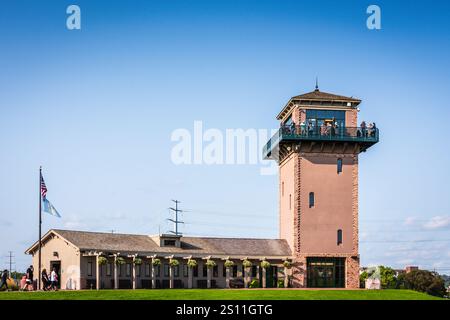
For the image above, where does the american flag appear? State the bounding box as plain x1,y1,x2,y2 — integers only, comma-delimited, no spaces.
40,174,47,198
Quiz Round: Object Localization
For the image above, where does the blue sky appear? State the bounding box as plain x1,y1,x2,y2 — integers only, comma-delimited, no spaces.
0,0,449,273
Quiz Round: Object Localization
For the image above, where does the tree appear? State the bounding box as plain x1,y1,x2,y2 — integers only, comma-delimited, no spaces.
402,270,446,298
378,266,397,289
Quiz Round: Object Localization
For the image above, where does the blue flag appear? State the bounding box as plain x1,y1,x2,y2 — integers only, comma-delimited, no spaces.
43,198,61,218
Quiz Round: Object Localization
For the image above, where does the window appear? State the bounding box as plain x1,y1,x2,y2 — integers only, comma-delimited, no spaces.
282,182,284,197
163,239,176,246
284,115,293,126
289,194,292,210
232,265,238,277
118,264,122,276
309,192,315,208
174,265,179,277
126,263,131,277
251,266,258,278
183,264,188,277
193,265,198,277
164,263,170,277
222,265,227,277
155,265,160,277
337,229,343,245
136,265,140,277
213,265,218,278
202,264,207,277
145,263,150,277
106,263,112,276
87,261,93,276
337,158,343,174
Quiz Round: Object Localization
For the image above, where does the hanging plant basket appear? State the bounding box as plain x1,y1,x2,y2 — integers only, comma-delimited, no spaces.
242,259,252,268
224,260,234,268
97,256,107,266
116,257,125,265
152,258,161,266
205,259,216,268
260,260,271,269
187,259,197,268
134,257,143,265
283,260,292,269
170,259,179,267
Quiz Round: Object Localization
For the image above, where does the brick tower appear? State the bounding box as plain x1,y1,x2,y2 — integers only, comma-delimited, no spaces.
263,85,378,288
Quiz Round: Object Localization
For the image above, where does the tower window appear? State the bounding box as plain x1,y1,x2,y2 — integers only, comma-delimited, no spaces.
289,194,292,210
337,229,343,245
282,182,284,197
309,192,315,208
337,158,343,174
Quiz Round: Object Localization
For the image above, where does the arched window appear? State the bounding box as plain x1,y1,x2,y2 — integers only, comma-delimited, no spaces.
337,229,343,245
309,192,315,208
337,158,343,174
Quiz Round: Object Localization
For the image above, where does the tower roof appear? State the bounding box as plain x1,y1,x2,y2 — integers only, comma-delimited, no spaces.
277,88,361,120
291,89,361,103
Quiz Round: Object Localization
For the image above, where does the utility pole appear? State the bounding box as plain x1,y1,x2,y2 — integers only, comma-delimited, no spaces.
4,251,15,279
168,200,184,236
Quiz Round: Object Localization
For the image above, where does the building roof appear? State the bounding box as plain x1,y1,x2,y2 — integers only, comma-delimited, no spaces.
26,229,292,259
291,89,361,103
276,88,361,120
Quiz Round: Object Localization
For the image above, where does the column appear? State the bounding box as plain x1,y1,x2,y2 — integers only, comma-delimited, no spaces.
244,266,249,288
132,257,137,290
188,266,193,289
169,265,174,289
151,261,156,289
262,267,267,288
207,266,211,289
226,267,231,288
96,255,100,290
284,266,289,288
114,255,118,289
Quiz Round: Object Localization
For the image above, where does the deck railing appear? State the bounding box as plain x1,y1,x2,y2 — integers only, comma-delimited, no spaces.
263,125,379,158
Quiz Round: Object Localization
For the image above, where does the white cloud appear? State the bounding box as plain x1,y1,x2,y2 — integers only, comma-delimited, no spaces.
423,216,450,230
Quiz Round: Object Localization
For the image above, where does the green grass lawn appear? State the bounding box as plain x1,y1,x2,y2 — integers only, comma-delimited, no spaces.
0,289,445,300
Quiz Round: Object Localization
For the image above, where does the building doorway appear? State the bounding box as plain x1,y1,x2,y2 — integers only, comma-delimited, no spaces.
258,266,278,288
50,261,61,289
306,257,345,288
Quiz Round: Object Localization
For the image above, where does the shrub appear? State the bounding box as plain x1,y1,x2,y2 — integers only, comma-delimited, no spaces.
260,261,271,269
169,259,179,267
97,256,107,265
277,279,285,288
133,257,142,265
242,260,252,268
283,260,292,269
115,257,125,265
224,260,234,268
187,259,197,268
205,260,216,268
152,258,161,266
249,279,260,288
402,270,446,297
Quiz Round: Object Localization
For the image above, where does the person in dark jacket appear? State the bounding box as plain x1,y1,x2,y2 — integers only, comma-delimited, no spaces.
0,270,8,290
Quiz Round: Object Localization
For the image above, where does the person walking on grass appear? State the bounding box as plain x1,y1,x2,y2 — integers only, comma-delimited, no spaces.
42,268,50,291
22,265,33,291
0,270,8,290
50,267,58,290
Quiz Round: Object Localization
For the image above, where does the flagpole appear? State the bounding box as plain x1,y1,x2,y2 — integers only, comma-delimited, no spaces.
38,166,42,291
